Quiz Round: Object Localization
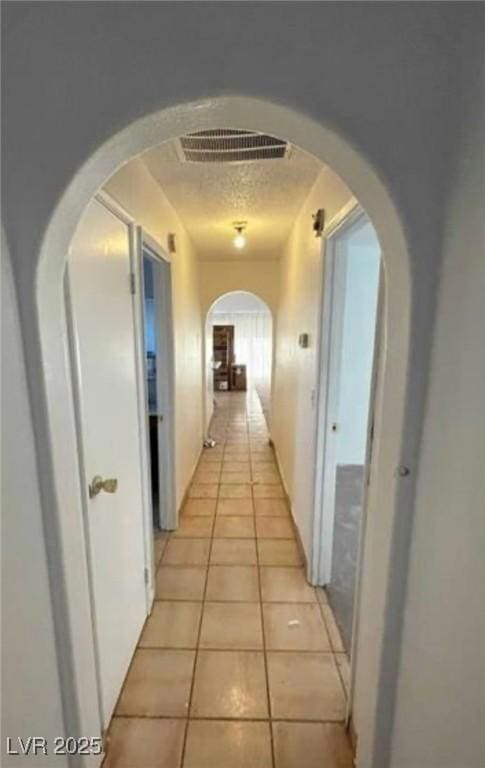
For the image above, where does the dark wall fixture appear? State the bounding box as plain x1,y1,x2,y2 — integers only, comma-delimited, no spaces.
313,208,325,237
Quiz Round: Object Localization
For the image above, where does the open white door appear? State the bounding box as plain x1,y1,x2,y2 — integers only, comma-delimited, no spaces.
312,207,381,651
141,239,176,531
66,197,148,728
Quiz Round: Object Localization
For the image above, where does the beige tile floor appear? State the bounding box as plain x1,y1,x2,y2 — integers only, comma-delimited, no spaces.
103,391,352,768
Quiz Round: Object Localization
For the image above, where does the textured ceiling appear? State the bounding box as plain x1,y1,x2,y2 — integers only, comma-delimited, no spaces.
142,139,322,261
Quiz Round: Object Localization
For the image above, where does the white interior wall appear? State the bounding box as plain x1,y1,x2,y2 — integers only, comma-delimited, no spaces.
390,40,485,768
199,260,280,317
104,159,203,510
271,166,353,557
1,241,67,767
335,236,381,466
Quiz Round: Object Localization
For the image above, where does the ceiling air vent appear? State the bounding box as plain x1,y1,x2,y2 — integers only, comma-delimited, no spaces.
177,129,290,163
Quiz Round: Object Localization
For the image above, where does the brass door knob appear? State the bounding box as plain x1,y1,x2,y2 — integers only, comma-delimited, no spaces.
89,475,118,499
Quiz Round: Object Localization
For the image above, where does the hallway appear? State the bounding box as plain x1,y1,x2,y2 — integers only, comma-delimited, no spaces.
103,391,352,768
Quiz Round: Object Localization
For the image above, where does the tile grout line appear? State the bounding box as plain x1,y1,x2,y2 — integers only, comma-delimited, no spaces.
217,398,277,765
315,595,349,706
152,598,320,605
251,412,277,768
167,536,297,542
177,468,218,768
139,644,336,655
159,560,303,569
214,397,348,718
112,713,346,724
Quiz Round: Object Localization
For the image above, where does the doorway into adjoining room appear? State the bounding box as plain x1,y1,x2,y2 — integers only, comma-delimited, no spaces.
32,92,417,768
141,241,176,533
313,208,381,661
207,291,273,424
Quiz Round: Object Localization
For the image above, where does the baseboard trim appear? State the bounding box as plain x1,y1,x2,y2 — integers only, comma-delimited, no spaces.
176,443,205,521
271,441,309,573
347,713,358,762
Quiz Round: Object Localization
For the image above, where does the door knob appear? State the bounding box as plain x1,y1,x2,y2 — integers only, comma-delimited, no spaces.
89,475,118,499
331,423,338,432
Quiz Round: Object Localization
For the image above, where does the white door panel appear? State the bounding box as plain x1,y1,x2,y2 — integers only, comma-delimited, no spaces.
67,198,147,727
141,245,176,531
315,211,380,647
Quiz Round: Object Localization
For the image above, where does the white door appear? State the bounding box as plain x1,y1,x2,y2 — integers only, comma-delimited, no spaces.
66,198,148,727
142,244,176,531
314,211,381,651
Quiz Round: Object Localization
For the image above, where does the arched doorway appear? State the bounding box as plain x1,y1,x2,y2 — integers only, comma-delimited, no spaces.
205,291,274,432
34,97,413,764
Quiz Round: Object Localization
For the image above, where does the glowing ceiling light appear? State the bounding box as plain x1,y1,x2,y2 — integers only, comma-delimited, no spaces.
234,232,246,249
233,222,247,249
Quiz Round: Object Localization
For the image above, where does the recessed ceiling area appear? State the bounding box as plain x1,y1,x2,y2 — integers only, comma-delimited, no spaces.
142,135,322,261
178,129,290,164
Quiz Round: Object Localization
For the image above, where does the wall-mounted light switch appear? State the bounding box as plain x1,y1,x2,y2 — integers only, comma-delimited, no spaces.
167,233,177,253
312,208,325,237
298,333,310,348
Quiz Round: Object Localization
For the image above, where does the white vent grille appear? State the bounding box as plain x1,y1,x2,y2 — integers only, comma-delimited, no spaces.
178,129,290,163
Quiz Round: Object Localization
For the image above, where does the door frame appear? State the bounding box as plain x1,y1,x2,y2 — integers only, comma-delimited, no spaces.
310,198,383,718
347,263,384,719
138,230,177,532
311,198,365,585
31,97,417,768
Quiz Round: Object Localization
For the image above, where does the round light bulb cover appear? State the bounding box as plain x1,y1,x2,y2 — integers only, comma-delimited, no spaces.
234,233,246,249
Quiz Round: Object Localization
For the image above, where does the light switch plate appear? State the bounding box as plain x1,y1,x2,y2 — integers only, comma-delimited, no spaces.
298,333,310,348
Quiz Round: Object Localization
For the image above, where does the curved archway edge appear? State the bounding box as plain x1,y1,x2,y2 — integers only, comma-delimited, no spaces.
35,97,415,767
206,290,273,318
204,290,274,432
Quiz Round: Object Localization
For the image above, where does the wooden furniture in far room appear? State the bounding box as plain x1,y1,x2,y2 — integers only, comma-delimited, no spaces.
231,364,247,391
213,325,234,391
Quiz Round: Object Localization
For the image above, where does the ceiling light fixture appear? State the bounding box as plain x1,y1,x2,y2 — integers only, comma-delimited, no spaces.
233,222,247,249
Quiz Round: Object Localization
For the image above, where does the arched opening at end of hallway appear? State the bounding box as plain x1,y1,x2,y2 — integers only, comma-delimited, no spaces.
204,291,274,434
31,96,415,768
